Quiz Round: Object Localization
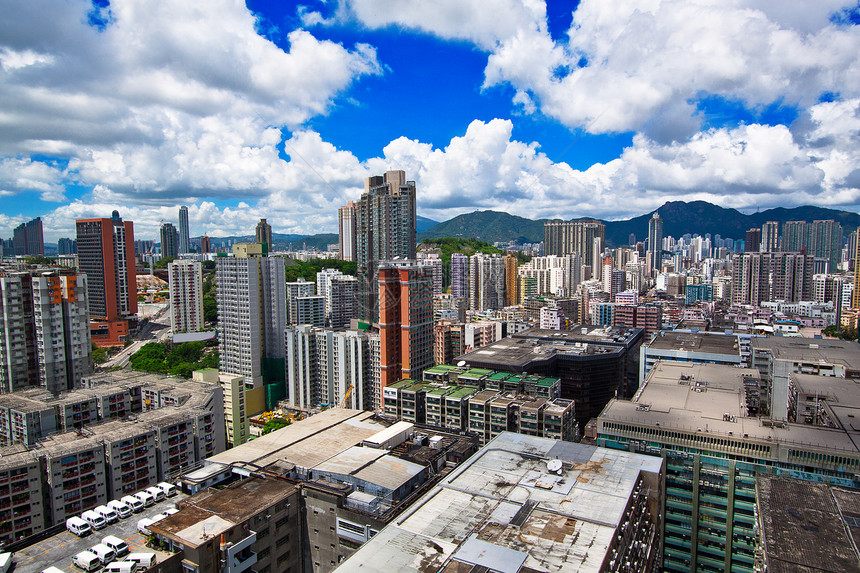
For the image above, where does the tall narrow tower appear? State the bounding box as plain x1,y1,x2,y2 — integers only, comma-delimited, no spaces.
338,201,357,262
178,205,190,254
76,211,137,345
647,212,663,272
356,170,416,321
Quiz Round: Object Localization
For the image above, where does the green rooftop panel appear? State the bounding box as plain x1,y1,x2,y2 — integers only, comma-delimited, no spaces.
446,386,480,399
487,372,510,381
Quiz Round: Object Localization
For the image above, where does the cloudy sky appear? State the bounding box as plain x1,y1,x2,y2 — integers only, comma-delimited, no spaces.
2,0,860,242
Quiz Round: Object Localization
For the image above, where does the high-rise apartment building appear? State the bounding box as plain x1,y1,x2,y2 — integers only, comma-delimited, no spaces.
285,326,373,411
0,270,92,395
168,260,203,333
286,278,316,325
328,275,358,329
255,218,273,251
159,222,178,259
450,253,468,298
216,243,286,388
744,227,761,252
356,171,417,321
647,212,663,271
781,220,809,252
544,219,605,272
57,238,76,255
338,201,357,261
761,220,779,252
178,205,190,254
503,254,518,306
417,253,443,295
469,253,505,311
12,217,44,256
200,234,211,254
809,219,843,272
854,230,860,310
76,211,137,346
377,262,432,405
732,252,814,305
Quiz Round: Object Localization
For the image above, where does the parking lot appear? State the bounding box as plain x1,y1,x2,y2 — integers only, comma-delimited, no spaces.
11,492,186,573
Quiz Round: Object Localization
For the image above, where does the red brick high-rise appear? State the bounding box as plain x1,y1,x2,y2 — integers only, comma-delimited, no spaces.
378,262,433,394
76,211,137,346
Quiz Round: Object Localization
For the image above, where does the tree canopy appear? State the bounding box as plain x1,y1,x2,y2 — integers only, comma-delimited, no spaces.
129,341,218,378
285,258,357,283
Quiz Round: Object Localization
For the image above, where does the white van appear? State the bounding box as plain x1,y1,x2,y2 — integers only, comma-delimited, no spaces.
0,552,11,573
95,504,120,524
133,490,154,507
145,486,165,503
121,495,144,513
102,535,130,558
42,567,66,573
66,516,92,537
90,543,115,565
72,550,101,572
108,499,132,519
126,553,157,568
104,562,140,573
156,481,177,497
136,517,154,535
80,510,106,530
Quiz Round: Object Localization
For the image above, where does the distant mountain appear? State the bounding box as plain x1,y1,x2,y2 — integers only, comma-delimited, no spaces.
416,215,439,233
418,201,860,248
418,210,546,243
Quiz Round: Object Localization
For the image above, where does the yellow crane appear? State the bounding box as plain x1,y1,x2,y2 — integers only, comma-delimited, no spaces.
340,384,354,409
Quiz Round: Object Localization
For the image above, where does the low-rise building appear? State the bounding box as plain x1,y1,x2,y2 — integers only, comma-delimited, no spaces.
337,432,665,573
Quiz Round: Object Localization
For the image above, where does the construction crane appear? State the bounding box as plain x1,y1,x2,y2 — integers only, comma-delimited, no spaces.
339,384,354,409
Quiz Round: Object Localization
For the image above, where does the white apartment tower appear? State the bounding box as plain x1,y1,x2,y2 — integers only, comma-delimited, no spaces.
216,243,286,387
469,253,506,311
287,279,316,325
0,271,92,395
168,259,203,333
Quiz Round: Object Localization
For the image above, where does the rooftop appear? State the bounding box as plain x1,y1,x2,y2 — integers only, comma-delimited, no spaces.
600,362,860,454
336,432,663,573
647,331,741,357
205,408,388,470
756,475,860,573
312,446,425,492
753,337,860,370
152,476,297,548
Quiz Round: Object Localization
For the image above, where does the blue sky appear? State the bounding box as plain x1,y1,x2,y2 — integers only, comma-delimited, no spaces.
1,0,860,241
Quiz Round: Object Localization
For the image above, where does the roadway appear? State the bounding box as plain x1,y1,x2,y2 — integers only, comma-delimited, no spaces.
102,305,171,369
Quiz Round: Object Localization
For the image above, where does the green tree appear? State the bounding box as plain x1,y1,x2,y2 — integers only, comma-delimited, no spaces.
92,343,108,364
25,255,55,266
153,257,175,269
284,259,357,282
262,418,290,435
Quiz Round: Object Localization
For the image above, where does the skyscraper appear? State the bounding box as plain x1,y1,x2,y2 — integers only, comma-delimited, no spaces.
76,211,137,346
761,220,779,252
732,252,814,305
160,222,179,259
255,219,272,252
781,221,809,252
377,262,432,405
338,201,357,261
451,253,469,298
286,278,316,325
168,260,203,334
469,253,506,311
544,219,606,272
12,217,44,256
200,234,211,254
356,170,417,321
57,238,76,255
744,228,761,252
178,205,190,254
504,254,518,306
647,212,663,272
0,270,92,394
216,243,286,388
809,219,843,273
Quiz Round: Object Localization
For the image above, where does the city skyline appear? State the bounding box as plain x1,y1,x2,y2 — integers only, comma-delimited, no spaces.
2,1,860,243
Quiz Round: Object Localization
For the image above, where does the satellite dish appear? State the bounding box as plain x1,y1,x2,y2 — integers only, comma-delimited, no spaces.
457,361,466,367
547,459,563,474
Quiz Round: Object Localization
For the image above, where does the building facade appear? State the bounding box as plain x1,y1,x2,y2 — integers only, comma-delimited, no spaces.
168,259,204,333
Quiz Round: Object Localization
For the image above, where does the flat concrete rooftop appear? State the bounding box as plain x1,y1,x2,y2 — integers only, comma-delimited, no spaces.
753,337,860,369
336,432,662,573
647,331,740,355
205,408,388,470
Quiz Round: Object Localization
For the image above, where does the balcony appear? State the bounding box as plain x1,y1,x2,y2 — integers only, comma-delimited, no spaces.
224,530,257,573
